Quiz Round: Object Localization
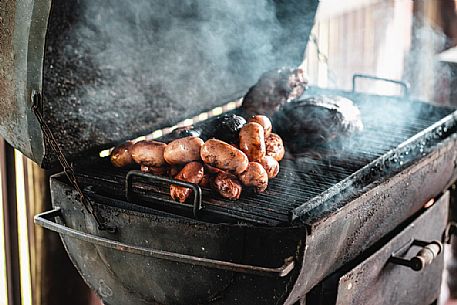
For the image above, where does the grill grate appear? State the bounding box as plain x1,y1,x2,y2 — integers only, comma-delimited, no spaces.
75,95,457,226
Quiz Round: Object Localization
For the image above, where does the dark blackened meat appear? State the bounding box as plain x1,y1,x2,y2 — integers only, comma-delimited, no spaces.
198,114,246,143
273,95,363,152
159,126,202,143
241,67,308,117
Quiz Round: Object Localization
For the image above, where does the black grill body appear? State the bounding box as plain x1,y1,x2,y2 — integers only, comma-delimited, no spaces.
39,89,457,305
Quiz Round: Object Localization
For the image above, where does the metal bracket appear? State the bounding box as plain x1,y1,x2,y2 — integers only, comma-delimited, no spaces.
34,208,295,278
389,239,442,271
444,222,457,244
125,170,203,218
352,74,410,97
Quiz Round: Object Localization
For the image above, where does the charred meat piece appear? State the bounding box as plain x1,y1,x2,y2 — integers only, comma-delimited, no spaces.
200,114,246,143
201,139,249,174
159,126,202,143
249,115,272,137
170,162,204,203
164,136,204,165
131,140,167,167
241,67,308,117
273,95,363,152
110,141,134,168
259,156,279,179
238,162,268,193
239,122,266,162
265,133,285,161
212,172,243,200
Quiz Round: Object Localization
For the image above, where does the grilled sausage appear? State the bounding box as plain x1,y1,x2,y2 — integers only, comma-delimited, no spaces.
265,133,285,161
140,165,168,175
212,172,243,200
259,156,279,179
168,165,183,177
131,140,167,167
239,162,268,193
110,141,134,168
200,139,249,174
204,164,225,175
164,136,204,165
170,162,204,203
239,122,266,162
249,115,272,138
199,173,211,188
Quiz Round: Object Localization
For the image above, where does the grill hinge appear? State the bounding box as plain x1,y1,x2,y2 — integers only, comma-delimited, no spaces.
31,90,116,232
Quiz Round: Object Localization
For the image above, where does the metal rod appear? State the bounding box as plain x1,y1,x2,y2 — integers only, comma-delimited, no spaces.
35,208,295,278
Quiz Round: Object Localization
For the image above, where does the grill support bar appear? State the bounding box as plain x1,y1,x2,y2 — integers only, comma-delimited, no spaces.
34,208,295,278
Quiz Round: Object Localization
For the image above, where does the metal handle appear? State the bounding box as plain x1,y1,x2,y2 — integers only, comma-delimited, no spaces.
389,239,442,271
126,170,203,218
34,208,295,278
352,74,410,97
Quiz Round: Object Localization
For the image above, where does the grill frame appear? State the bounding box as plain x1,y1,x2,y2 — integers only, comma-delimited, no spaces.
73,89,457,227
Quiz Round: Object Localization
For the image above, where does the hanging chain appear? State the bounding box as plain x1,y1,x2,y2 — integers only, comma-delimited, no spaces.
31,91,115,232
309,33,339,87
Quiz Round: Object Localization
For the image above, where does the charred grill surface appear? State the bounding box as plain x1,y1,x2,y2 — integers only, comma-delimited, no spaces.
75,96,457,226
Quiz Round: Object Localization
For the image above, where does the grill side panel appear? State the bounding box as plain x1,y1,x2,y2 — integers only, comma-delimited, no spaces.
284,136,457,304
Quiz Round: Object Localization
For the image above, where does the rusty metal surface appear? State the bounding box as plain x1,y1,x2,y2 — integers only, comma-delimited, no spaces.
48,174,306,305
39,0,318,167
334,192,449,305
0,0,49,164
283,135,457,305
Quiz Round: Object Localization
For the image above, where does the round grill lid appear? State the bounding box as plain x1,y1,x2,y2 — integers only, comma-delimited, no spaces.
0,0,318,168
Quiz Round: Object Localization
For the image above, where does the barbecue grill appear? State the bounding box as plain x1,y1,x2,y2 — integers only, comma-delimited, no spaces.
1,0,457,305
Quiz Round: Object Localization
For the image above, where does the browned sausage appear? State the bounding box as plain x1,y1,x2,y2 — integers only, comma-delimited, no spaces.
204,164,225,175
265,133,285,161
140,165,168,175
200,139,249,174
131,140,167,167
199,173,211,188
212,172,243,200
249,115,272,137
110,141,134,167
239,122,266,162
164,136,204,165
168,165,183,177
259,156,279,179
238,162,268,193
170,162,204,203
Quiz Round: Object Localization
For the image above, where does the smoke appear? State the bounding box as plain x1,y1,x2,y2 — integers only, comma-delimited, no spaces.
66,0,314,138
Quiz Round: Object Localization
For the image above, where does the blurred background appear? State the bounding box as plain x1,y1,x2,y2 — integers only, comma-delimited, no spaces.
1,0,457,305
